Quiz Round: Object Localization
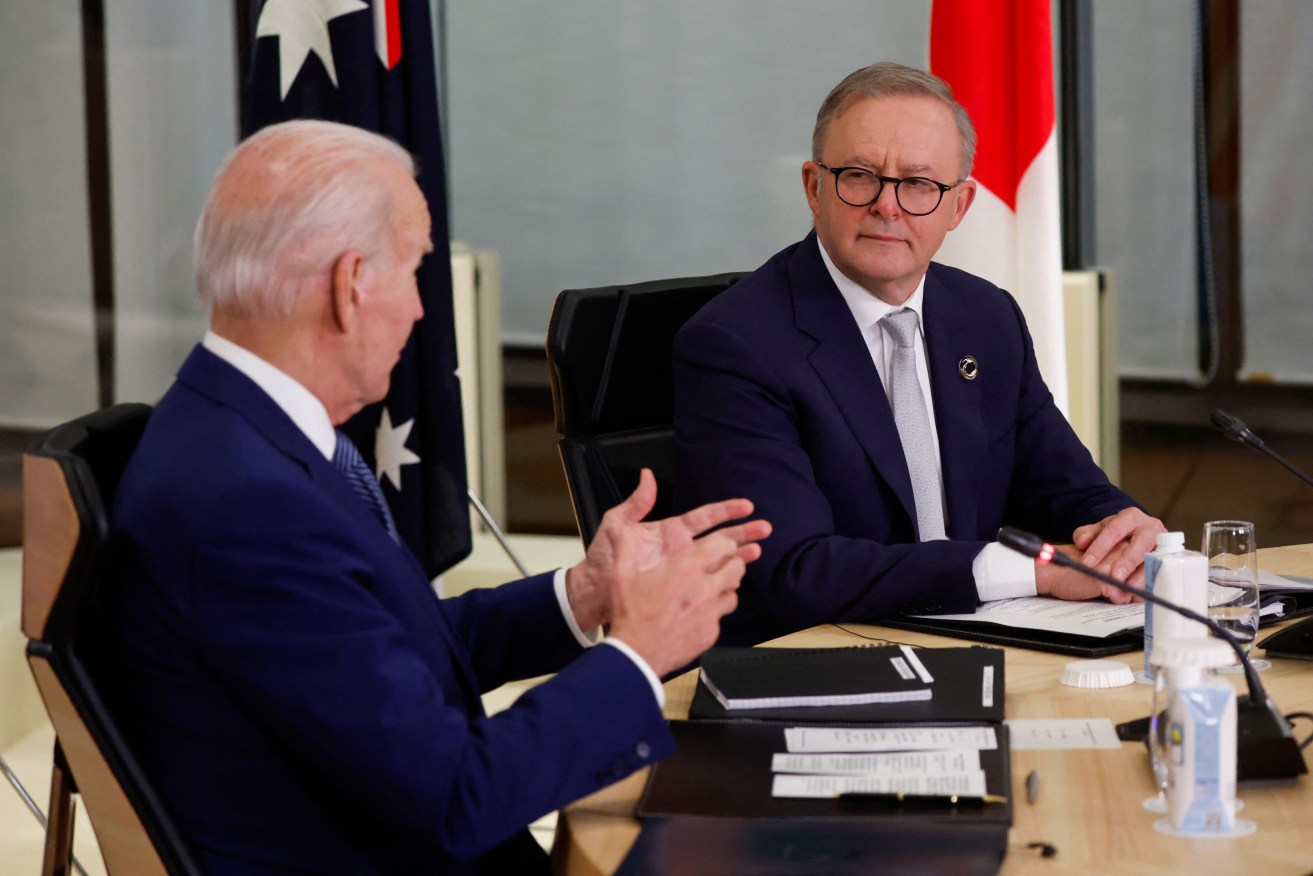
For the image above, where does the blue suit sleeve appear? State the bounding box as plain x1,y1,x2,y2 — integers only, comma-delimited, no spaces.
184,478,672,861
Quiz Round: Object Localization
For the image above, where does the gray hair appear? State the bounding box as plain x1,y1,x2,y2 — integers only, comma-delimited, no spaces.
811,62,976,179
194,119,417,316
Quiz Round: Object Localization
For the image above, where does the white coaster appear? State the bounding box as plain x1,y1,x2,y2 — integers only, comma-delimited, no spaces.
1059,659,1135,688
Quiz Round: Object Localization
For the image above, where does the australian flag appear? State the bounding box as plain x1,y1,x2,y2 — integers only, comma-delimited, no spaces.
240,0,471,577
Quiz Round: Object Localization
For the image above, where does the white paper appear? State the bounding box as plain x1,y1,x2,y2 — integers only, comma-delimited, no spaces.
1258,570,1313,591
913,596,1145,638
771,771,988,799
784,725,998,753
772,749,982,776
1005,718,1123,750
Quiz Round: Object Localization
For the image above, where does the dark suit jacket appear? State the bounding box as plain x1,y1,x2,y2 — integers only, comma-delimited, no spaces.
674,232,1135,645
104,346,672,874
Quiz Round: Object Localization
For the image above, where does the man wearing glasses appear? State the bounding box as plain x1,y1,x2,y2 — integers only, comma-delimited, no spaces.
674,62,1165,646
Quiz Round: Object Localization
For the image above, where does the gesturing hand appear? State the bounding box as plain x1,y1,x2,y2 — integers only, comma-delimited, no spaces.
565,469,771,633
608,530,750,678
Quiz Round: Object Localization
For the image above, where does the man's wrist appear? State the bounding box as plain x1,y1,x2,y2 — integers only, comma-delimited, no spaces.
555,568,602,647
563,564,604,631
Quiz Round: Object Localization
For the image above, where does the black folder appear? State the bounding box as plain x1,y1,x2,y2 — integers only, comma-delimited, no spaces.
688,646,1005,724
638,720,1013,825
877,616,1142,658
877,590,1312,659
614,815,1008,876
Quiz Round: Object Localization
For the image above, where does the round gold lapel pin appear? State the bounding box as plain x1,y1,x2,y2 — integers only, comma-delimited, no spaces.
958,356,979,381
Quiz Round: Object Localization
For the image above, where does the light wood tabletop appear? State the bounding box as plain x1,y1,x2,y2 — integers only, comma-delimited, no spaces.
553,545,1313,875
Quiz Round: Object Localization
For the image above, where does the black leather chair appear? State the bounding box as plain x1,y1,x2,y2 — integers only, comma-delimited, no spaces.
21,403,201,876
546,272,744,545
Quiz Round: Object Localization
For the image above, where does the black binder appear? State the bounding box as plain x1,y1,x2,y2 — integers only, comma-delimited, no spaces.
625,646,1011,876
688,646,1005,724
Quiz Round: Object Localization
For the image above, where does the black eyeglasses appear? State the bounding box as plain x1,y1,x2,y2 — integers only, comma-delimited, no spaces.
815,162,963,216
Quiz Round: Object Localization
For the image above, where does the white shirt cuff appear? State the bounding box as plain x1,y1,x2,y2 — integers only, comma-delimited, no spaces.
552,569,664,708
553,568,602,647
600,638,666,708
973,542,1038,602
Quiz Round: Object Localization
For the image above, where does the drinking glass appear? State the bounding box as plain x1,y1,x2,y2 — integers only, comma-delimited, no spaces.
1202,520,1270,672
1142,666,1171,813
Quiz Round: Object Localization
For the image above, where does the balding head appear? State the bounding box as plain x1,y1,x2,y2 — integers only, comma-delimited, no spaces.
194,120,417,317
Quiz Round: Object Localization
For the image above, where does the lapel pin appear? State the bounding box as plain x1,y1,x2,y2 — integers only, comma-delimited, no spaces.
958,355,979,381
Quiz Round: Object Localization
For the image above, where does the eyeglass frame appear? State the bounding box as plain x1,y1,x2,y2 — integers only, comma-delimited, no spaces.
814,162,965,216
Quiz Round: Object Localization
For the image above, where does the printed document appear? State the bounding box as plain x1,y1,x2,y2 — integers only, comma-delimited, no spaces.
772,772,988,799
913,596,1144,638
784,725,998,753
772,749,982,775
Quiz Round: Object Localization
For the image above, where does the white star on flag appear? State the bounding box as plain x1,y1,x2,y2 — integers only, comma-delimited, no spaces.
374,407,420,492
256,0,368,100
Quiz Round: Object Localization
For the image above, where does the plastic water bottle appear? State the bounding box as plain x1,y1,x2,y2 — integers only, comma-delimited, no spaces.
1154,637,1237,834
1142,532,1209,681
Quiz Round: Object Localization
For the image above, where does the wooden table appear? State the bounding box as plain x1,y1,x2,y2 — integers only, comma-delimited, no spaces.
554,545,1313,875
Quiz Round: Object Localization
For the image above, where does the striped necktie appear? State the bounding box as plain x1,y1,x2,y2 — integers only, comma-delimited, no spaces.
333,430,401,544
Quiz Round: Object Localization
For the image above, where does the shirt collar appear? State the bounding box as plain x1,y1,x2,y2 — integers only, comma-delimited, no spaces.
202,331,337,461
816,237,927,333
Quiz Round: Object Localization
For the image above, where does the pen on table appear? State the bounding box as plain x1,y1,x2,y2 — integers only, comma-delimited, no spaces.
1026,770,1039,804
837,792,1008,807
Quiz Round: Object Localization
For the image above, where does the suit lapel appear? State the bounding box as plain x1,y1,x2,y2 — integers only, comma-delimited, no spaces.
176,345,485,714
790,235,918,526
922,267,987,539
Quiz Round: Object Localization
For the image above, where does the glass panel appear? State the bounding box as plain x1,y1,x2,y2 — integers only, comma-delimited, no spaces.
0,2,98,426
1090,0,1199,380
1238,1,1313,384
445,1,932,344
106,4,238,403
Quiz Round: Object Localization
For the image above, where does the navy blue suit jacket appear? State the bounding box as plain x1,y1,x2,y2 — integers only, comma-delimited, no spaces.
674,233,1135,645
104,346,672,874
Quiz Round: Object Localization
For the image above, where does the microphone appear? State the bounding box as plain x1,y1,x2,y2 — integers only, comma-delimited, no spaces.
1209,409,1313,661
998,526,1307,783
1211,408,1313,490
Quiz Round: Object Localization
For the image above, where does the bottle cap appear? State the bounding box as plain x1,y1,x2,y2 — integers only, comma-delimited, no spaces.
1059,659,1135,688
1154,531,1186,552
1150,637,1233,669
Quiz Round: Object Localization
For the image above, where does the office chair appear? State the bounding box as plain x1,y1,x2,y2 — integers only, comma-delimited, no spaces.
546,272,744,545
21,402,201,876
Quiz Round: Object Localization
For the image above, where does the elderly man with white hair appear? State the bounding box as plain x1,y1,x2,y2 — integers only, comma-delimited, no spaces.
102,119,769,875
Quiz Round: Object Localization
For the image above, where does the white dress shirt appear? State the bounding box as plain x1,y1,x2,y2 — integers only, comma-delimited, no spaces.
201,331,665,703
814,246,1036,601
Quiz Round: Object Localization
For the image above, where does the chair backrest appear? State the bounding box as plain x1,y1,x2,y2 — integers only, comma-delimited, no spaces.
22,402,201,876
546,272,744,544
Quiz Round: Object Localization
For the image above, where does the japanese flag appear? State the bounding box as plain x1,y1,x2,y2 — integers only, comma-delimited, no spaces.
930,0,1069,413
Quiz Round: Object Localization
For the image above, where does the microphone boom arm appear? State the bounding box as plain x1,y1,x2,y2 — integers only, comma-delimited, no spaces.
996,526,1266,704
997,525,1307,782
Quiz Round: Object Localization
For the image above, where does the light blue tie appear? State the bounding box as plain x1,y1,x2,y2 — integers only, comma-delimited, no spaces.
333,430,401,543
881,308,946,541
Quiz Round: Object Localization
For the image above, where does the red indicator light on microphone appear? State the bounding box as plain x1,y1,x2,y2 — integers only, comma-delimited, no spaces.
1037,543,1055,564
